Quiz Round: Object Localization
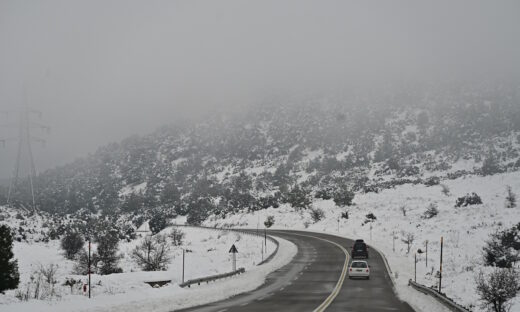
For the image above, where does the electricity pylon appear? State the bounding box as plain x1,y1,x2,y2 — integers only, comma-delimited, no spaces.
1,107,49,210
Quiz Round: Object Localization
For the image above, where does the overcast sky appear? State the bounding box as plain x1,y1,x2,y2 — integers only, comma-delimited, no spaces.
1,0,519,179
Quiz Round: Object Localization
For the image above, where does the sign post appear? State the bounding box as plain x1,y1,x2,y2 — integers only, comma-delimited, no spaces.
229,244,238,271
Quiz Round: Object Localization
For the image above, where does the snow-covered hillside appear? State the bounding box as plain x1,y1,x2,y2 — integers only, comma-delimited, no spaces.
206,171,520,311
0,225,295,312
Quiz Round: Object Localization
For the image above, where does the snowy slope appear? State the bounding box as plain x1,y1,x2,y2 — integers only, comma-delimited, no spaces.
207,171,520,311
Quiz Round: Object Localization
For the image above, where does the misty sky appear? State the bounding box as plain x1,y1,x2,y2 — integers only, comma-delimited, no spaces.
1,0,519,179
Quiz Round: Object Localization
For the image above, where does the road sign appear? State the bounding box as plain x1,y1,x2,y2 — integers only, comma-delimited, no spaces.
229,244,238,271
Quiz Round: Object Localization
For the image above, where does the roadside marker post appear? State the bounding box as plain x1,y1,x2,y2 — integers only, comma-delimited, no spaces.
229,244,238,271
182,248,185,283
439,236,443,292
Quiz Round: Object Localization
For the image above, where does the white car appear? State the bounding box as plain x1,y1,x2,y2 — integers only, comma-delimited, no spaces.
348,260,370,279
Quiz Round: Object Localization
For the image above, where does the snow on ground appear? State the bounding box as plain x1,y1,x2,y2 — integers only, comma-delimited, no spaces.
0,225,294,312
119,182,147,197
207,171,520,312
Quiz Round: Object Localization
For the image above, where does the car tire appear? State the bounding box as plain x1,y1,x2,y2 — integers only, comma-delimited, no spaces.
366,276,370,280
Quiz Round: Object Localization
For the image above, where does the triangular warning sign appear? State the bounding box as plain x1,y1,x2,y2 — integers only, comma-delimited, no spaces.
229,244,238,253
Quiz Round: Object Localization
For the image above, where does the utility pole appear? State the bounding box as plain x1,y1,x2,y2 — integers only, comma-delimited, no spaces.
88,240,91,298
182,249,185,283
337,217,340,232
1,104,49,210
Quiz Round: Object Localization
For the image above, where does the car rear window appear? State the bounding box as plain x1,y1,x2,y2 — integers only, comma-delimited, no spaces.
351,262,367,268
354,243,366,250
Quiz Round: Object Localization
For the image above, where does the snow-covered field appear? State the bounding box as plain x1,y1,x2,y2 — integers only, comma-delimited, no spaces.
207,171,520,312
0,224,296,312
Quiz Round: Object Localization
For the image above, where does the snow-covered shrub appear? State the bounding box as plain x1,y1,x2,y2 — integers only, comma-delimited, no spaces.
483,223,520,268
422,203,439,219
61,231,84,260
475,268,519,312
455,192,483,207
314,188,333,200
264,215,275,228
363,213,377,225
333,185,354,207
505,186,516,208
309,208,325,223
131,235,171,271
63,278,82,294
169,228,185,246
284,185,311,210
424,176,440,186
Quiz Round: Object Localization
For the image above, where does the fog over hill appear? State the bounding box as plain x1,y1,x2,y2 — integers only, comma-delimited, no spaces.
3,81,519,223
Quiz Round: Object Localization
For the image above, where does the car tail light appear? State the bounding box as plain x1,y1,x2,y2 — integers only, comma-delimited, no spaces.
350,268,352,271
366,269,369,272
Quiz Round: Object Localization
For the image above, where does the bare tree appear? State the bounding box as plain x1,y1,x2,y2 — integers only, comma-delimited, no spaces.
131,235,171,271
169,228,185,246
400,205,407,216
401,232,415,254
475,268,520,312
423,203,439,219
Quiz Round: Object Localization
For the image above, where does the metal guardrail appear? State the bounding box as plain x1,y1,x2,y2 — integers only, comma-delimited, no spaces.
179,268,246,288
144,225,280,288
408,280,472,312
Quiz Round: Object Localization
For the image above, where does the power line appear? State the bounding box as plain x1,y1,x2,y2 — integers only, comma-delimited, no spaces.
1,105,49,211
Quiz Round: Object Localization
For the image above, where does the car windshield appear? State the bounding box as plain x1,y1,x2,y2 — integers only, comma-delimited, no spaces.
351,262,367,268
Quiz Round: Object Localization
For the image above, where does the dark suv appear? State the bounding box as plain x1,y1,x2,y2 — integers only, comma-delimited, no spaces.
351,241,369,259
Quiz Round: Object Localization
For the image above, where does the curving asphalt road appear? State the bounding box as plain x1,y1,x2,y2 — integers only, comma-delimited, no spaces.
177,230,415,312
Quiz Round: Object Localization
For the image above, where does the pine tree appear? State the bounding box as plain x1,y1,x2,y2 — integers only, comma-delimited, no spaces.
0,225,20,293
96,229,122,274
